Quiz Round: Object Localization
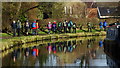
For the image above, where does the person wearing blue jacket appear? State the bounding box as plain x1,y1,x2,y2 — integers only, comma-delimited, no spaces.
103,20,107,31
99,21,103,31
68,20,73,33
99,40,103,47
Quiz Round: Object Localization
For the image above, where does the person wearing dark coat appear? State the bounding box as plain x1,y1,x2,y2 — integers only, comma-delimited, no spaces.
24,20,30,35
16,20,21,36
11,20,17,36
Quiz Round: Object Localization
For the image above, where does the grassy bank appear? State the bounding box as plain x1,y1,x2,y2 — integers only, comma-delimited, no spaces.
0,31,106,51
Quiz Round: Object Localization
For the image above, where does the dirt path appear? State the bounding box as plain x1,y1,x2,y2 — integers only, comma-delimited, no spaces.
0,36,13,39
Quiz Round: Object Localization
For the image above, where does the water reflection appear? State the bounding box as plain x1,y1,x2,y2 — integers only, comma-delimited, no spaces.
2,37,110,67
99,40,103,47
47,43,52,54
12,48,21,62
24,48,30,57
44,54,58,66
32,46,39,56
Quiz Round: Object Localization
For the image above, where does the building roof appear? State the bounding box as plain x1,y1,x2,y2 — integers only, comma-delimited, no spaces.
97,6,120,18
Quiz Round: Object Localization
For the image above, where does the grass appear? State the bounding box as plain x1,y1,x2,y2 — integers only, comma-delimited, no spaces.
0,33,12,37
76,29,84,33
0,28,105,38
38,31,46,34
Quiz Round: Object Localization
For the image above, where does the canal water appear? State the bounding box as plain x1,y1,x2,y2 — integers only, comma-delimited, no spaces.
1,36,114,67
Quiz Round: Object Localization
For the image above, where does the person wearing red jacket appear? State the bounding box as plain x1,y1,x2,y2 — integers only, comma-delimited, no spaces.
31,20,39,35
32,46,39,56
47,22,52,34
52,21,57,33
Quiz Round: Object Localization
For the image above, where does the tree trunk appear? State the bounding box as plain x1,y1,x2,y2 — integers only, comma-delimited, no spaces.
15,2,22,20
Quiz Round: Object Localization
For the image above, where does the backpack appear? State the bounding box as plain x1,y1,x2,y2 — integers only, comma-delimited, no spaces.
32,22,36,28
103,22,107,26
63,22,66,26
70,21,73,26
68,23,71,27
99,22,103,26
53,24,56,28
73,24,76,28
88,23,91,27
52,46,56,51
58,23,61,27
48,23,52,29
36,22,39,28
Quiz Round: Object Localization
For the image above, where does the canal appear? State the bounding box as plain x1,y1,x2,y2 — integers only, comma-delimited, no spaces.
1,36,115,67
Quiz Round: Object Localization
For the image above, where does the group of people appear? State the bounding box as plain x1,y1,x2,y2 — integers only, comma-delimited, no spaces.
11,19,113,37
12,46,39,62
11,19,39,36
11,19,77,37
99,20,107,31
47,41,77,54
47,20,77,34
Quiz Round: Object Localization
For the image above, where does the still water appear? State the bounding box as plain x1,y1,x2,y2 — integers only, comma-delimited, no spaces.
1,36,113,67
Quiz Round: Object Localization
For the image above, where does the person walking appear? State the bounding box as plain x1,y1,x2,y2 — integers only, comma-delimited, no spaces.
99,21,103,31
31,20,39,35
47,22,52,34
24,20,30,35
73,22,77,33
16,20,21,36
63,20,68,33
11,20,17,37
68,20,73,33
103,20,107,31
36,20,39,35
52,21,57,33
58,21,63,33
87,22,92,32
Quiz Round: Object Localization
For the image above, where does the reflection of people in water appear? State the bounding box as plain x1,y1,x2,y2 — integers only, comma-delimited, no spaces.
79,40,83,45
67,41,73,52
32,46,39,56
12,50,17,62
63,41,67,53
63,45,67,53
99,40,103,47
47,43,51,53
87,39,91,48
72,40,77,49
52,43,57,54
11,48,21,62
24,48,29,57
58,42,62,52
47,43,52,54
68,41,71,52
